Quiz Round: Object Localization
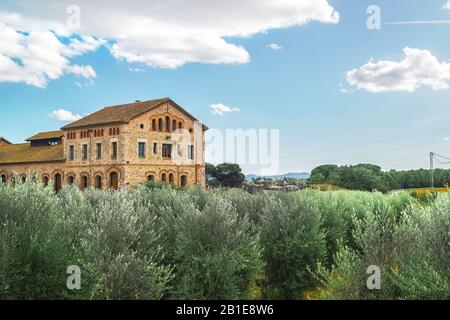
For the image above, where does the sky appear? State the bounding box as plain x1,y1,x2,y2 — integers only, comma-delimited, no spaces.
1,0,450,175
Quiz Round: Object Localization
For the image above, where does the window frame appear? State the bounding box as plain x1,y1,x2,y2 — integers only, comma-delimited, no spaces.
138,140,146,159
165,116,171,132
82,144,88,161
111,140,118,160
69,145,75,161
162,144,172,159
96,142,102,160
188,144,194,160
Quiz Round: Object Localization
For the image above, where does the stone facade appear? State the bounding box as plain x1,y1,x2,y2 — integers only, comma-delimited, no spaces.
0,99,207,190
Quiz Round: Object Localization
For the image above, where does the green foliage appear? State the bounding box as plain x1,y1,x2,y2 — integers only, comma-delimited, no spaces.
0,176,77,299
167,195,263,299
259,192,326,299
309,163,450,192
313,192,449,300
206,162,245,188
309,164,338,184
58,187,173,299
0,177,448,300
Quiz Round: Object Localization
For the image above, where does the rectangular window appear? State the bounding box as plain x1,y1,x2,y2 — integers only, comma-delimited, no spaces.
111,141,118,160
153,143,157,154
69,145,74,161
162,144,172,158
82,144,88,161
188,145,194,160
96,143,102,160
138,142,146,158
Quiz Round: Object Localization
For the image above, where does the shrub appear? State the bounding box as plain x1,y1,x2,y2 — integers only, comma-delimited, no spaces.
161,192,263,299
259,191,326,299
0,178,447,300
59,186,174,299
313,192,449,300
0,177,78,299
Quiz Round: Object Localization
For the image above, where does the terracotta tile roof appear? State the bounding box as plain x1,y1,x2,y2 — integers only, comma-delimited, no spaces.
26,130,64,141
61,98,171,130
0,143,64,164
0,137,12,144
61,98,208,130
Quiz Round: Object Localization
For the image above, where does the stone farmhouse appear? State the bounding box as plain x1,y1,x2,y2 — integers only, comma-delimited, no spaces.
0,98,207,191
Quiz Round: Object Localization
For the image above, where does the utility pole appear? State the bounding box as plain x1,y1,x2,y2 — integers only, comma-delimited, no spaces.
430,152,434,190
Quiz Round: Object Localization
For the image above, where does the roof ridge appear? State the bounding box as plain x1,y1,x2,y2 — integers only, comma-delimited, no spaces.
61,97,172,130
103,97,170,109
60,97,209,131
26,130,64,141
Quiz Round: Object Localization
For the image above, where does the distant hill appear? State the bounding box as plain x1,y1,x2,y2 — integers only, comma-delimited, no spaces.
246,172,310,181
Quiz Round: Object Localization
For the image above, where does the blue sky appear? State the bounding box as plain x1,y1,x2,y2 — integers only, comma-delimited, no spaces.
1,0,450,174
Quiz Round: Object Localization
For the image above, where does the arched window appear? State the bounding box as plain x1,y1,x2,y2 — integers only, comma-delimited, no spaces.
68,176,75,185
1,174,7,184
152,119,156,132
54,173,62,192
180,175,187,187
95,175,102,189
158,119,163,132
165,116,171,132
172,120,177,131
42,176,49,187
109,172,119,190
81,175,89,190
169,173,174,184
161,173,167,183
178,122,183,130
147,175,154,182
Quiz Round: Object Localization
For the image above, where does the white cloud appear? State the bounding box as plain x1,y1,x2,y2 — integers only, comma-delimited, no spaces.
267,43,284,50
444,137,450,141
128,67,145,73
48,109,83,122
339,83,352,94
346,48,450,93
0,0,339,82
209,103,240,116
444,1,450,11
66,65,96,79
0,22,99,87
66,36,105,57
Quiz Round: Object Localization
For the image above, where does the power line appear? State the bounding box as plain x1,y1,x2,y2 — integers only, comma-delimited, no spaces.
433,152,450,161
430,152,450,189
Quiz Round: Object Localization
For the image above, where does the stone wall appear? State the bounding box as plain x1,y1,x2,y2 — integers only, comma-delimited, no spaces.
0,161,65,185
0,101,206,189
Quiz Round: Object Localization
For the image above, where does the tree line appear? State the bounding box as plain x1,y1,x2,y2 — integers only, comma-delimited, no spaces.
308,163,450,192
206,163,245,188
